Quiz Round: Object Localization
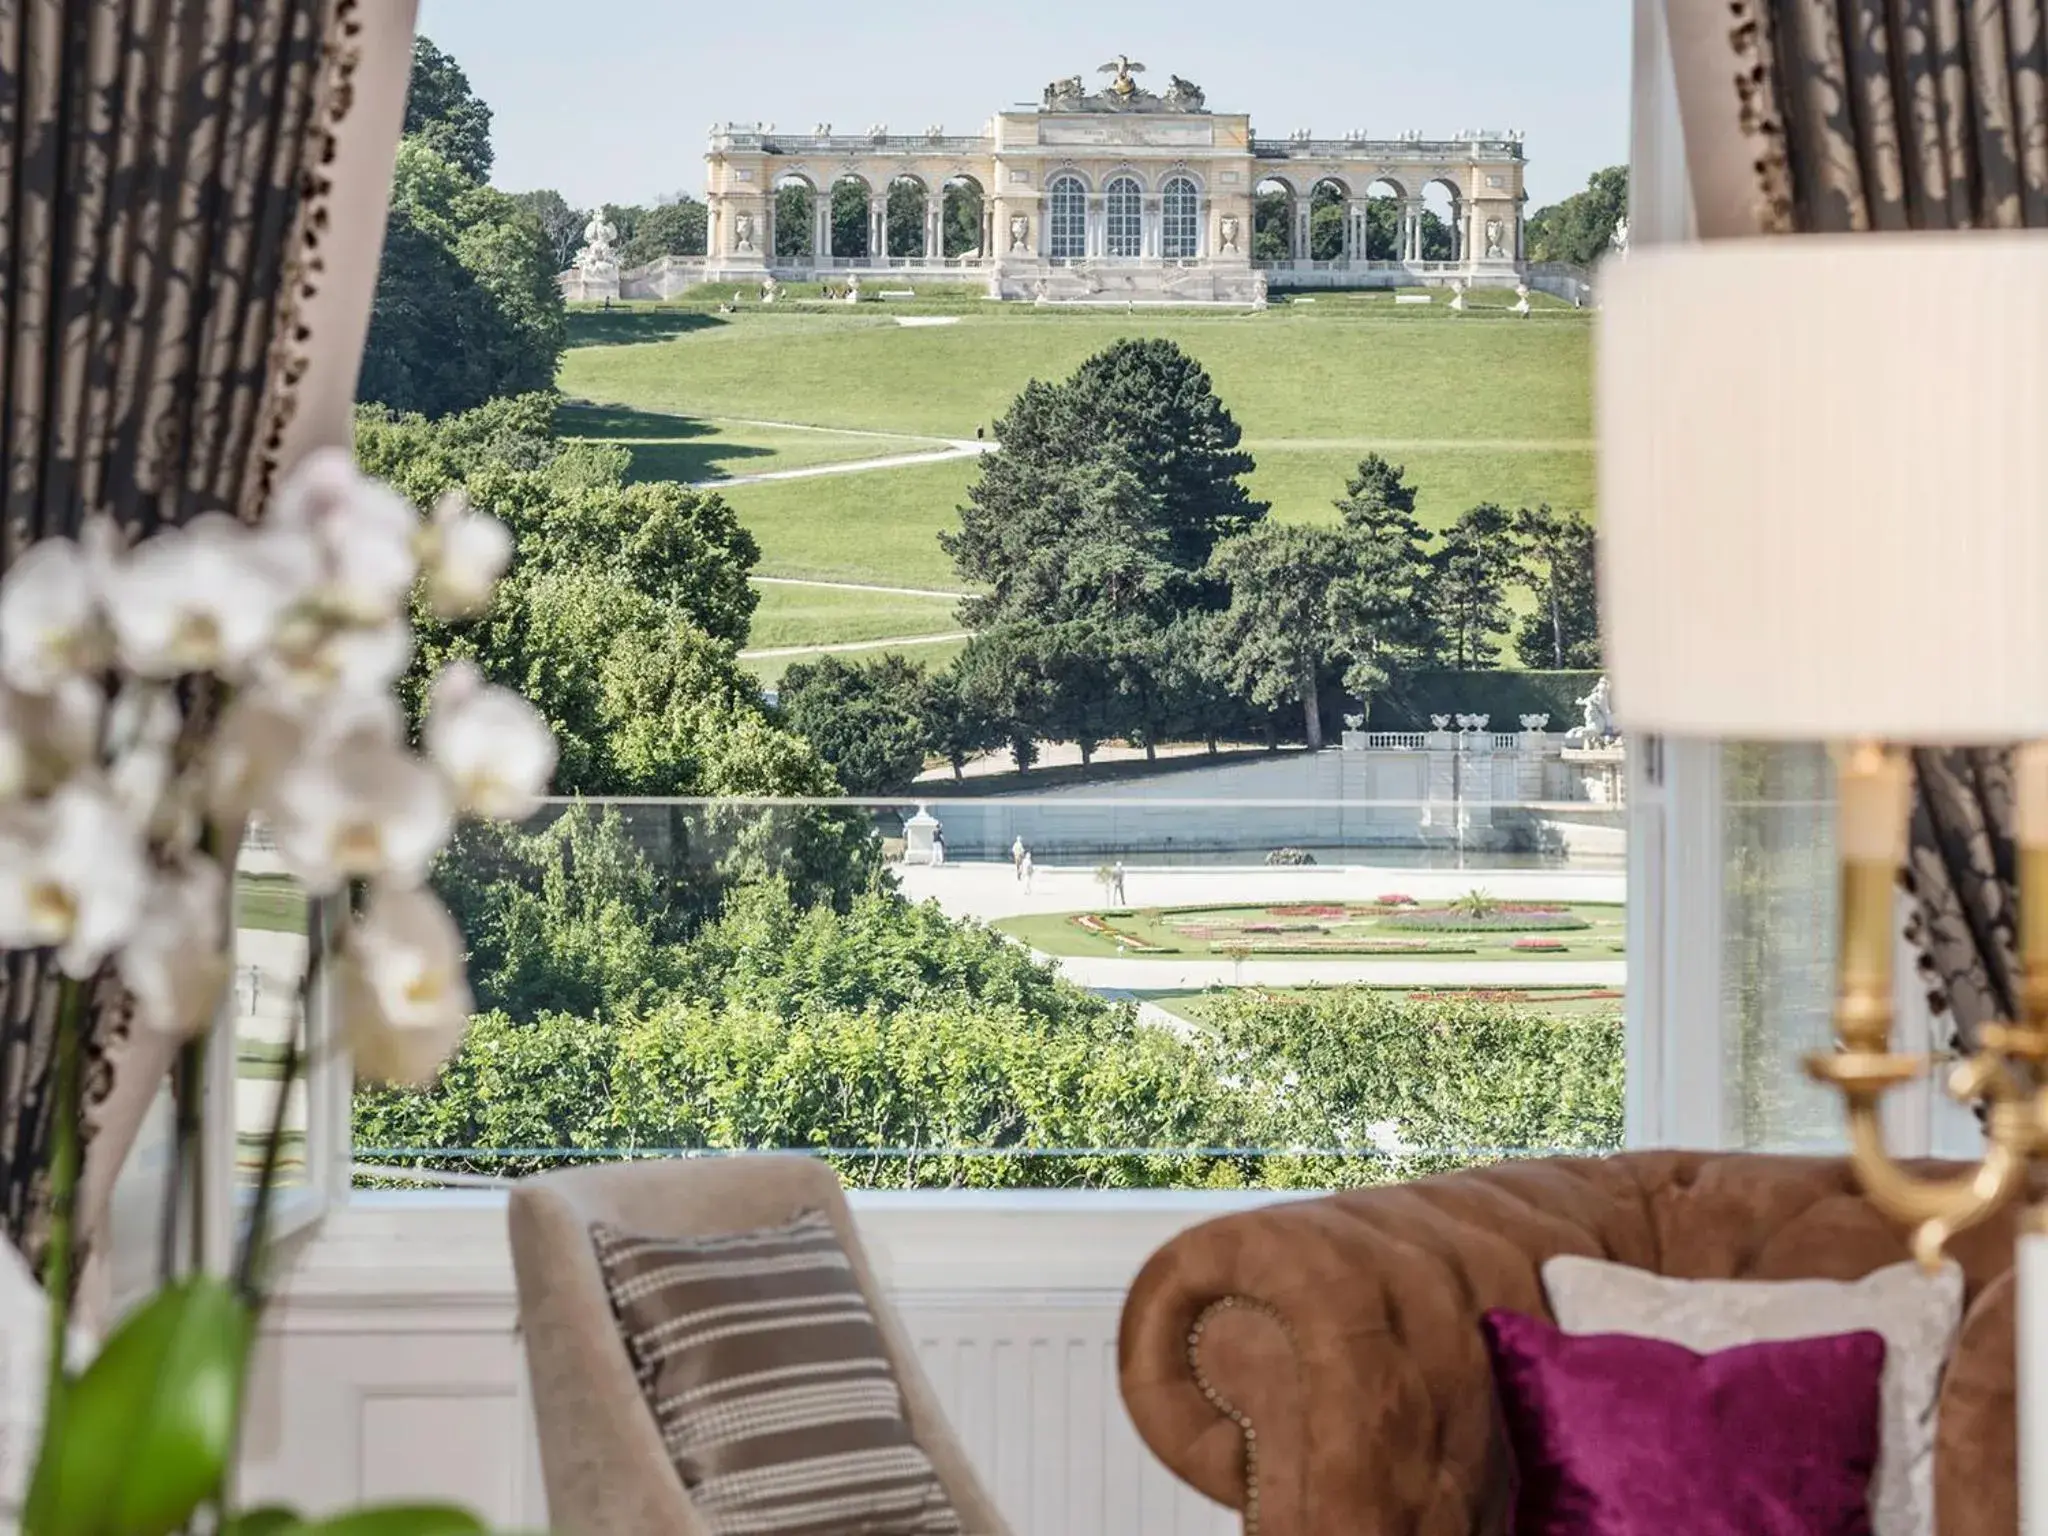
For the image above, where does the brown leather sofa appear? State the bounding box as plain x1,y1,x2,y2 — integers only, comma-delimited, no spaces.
1118,1153,2019,1536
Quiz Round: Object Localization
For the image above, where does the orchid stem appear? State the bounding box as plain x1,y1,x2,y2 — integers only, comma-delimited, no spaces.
41,972,87,1434
235,897,323,1304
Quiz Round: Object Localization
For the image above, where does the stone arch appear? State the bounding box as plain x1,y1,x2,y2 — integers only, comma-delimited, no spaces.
884,171,930,258
941,172,986,258
1046,171,1088,261
1104,173,1144,258
1421,175,1463,261
827,171,875,260
1362,175,1405,261
1253,174,1297,261
772,169,819,260
1160,173,1202,260
1307,175,1349,262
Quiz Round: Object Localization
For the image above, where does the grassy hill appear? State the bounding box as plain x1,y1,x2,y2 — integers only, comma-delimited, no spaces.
553,292,1594,680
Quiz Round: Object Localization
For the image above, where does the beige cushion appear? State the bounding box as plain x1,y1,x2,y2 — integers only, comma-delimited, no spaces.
1542,1254,1964,1536
592,1211,961,1536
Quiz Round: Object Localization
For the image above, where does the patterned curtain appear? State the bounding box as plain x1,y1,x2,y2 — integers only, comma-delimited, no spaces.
0,0,357,1278
1726,0,2043,1062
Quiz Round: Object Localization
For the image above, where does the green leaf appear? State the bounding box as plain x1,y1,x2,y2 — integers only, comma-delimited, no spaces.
296,1505,490,1536
26,1276,253,1536
221,1508,305,1536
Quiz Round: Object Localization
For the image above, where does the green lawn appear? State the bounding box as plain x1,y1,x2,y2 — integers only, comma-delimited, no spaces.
556,298,1594,655
556,400,943,485
558,305,1591,442
746,582,963,651
237,875,306,934
742,635,970,690
719,458,977,587
998,901,1627,962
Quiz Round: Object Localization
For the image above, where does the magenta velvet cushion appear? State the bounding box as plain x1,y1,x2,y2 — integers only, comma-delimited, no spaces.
1480,1308,1886,1536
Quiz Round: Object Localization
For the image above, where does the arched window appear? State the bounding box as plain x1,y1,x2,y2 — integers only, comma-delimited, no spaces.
1106,177,1143,258
1047,175,1087,261
1161,177,1200,260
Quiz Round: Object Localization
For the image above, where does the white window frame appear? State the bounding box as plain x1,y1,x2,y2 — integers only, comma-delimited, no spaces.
1624,0,1979,1160
1104,176,1143,259
1161,177,1200,260
1047,175,1087,261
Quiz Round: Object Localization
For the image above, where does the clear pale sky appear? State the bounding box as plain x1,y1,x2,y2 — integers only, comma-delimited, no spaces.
414,0,1631,211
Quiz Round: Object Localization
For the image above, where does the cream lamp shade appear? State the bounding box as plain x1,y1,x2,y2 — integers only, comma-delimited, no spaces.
1597,232,2048,743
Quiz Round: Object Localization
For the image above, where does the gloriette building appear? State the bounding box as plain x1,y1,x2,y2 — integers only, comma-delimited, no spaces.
572,59,1532,305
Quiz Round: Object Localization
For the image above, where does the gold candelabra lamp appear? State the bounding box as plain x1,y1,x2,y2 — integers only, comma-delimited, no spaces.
1805,743,2042,1268
1596,234,2048,1266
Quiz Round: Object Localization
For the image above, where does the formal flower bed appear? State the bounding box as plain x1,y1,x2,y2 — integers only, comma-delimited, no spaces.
1073,913,1169,952
1380,908,1591,933
1267,904,1347,919
1511,938,1570,952
1220,937,1479,956
1407,988,1626,1004
1375,893,1418,906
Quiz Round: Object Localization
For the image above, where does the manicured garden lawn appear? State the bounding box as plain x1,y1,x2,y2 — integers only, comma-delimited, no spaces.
236,874,306,934
741,635,970,689
556,400,942,484
718,457,977,588
998,899,1627,962
745,582,963,651
558,304,1592,443
556,297,1593,651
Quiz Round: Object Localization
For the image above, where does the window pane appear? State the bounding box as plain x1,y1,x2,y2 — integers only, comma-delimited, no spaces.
236,826,310,1192
1048,175,1086,260
1106,177,1142,258
1721,742,1842,1150
1162,177,1200,259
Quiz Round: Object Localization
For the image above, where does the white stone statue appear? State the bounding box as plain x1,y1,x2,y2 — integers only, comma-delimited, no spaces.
1611,215,1630,258
1251,271,1269,308
760,275,780,303
1565,677,1615,745
1219,213,1241,254
574,212,619,274
1512,281,1531,317
734,212,756,253
845,272,862,303
1484,217,1506,259
1448,277,1468,312
1032,277,1050,303
1430,714,1452,731
1519,713,1550,732
1009,213,1030,252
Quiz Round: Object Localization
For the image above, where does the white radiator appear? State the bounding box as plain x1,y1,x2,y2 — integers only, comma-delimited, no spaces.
238,1193,1252,1536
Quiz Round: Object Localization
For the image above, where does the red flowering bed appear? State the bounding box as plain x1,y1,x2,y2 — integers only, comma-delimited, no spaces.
1511,937,1569,952
1375,893,1418,906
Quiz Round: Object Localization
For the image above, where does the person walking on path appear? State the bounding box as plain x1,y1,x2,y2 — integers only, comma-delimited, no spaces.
1111,859,1127,906
1011,836,1027,881
1021,850,1035,893
932,830,947,867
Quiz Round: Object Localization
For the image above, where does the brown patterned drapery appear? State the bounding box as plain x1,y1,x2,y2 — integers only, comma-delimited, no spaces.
1693,1,2048,1066
0,0,356,1281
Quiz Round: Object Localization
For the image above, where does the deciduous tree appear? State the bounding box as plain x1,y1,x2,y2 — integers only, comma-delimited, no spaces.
1525,165,1629,266
779,654,934,794
1513,504,1601,669
404,36,494,181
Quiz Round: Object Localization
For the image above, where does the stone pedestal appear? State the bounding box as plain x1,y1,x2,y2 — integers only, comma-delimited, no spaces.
902,805,942,864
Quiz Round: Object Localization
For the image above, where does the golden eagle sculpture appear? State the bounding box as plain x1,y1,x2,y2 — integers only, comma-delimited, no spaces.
1097,55,1146,96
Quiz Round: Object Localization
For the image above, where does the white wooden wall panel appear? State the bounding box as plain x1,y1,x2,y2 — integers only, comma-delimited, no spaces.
237,1194,1262,1536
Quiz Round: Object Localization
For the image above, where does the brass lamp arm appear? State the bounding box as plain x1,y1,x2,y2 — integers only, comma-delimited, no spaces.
1837,1090,2033,1268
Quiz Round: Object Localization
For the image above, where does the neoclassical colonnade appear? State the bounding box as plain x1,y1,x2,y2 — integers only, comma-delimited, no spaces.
681,76,1530,301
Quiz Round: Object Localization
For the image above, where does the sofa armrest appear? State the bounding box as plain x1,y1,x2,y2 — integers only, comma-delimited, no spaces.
1936,1270,2017,1536
1118,1163,1653,1536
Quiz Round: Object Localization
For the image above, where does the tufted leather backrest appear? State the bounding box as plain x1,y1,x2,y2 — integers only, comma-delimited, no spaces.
1119,1152,2022,1536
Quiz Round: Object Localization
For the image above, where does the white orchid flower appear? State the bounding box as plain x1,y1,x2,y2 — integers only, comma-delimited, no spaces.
420,490,512,620
424,662,557,821
269,447,420,621
260,617,413,711
337,885,474,1086
0,538,105,694
206,694,307,834
0,679,101,802
261,723,453,895
117,857,228,1038
101,514,293,680
0,780,149,976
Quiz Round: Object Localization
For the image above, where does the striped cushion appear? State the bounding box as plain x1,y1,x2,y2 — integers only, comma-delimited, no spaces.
590,1211,963,1536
